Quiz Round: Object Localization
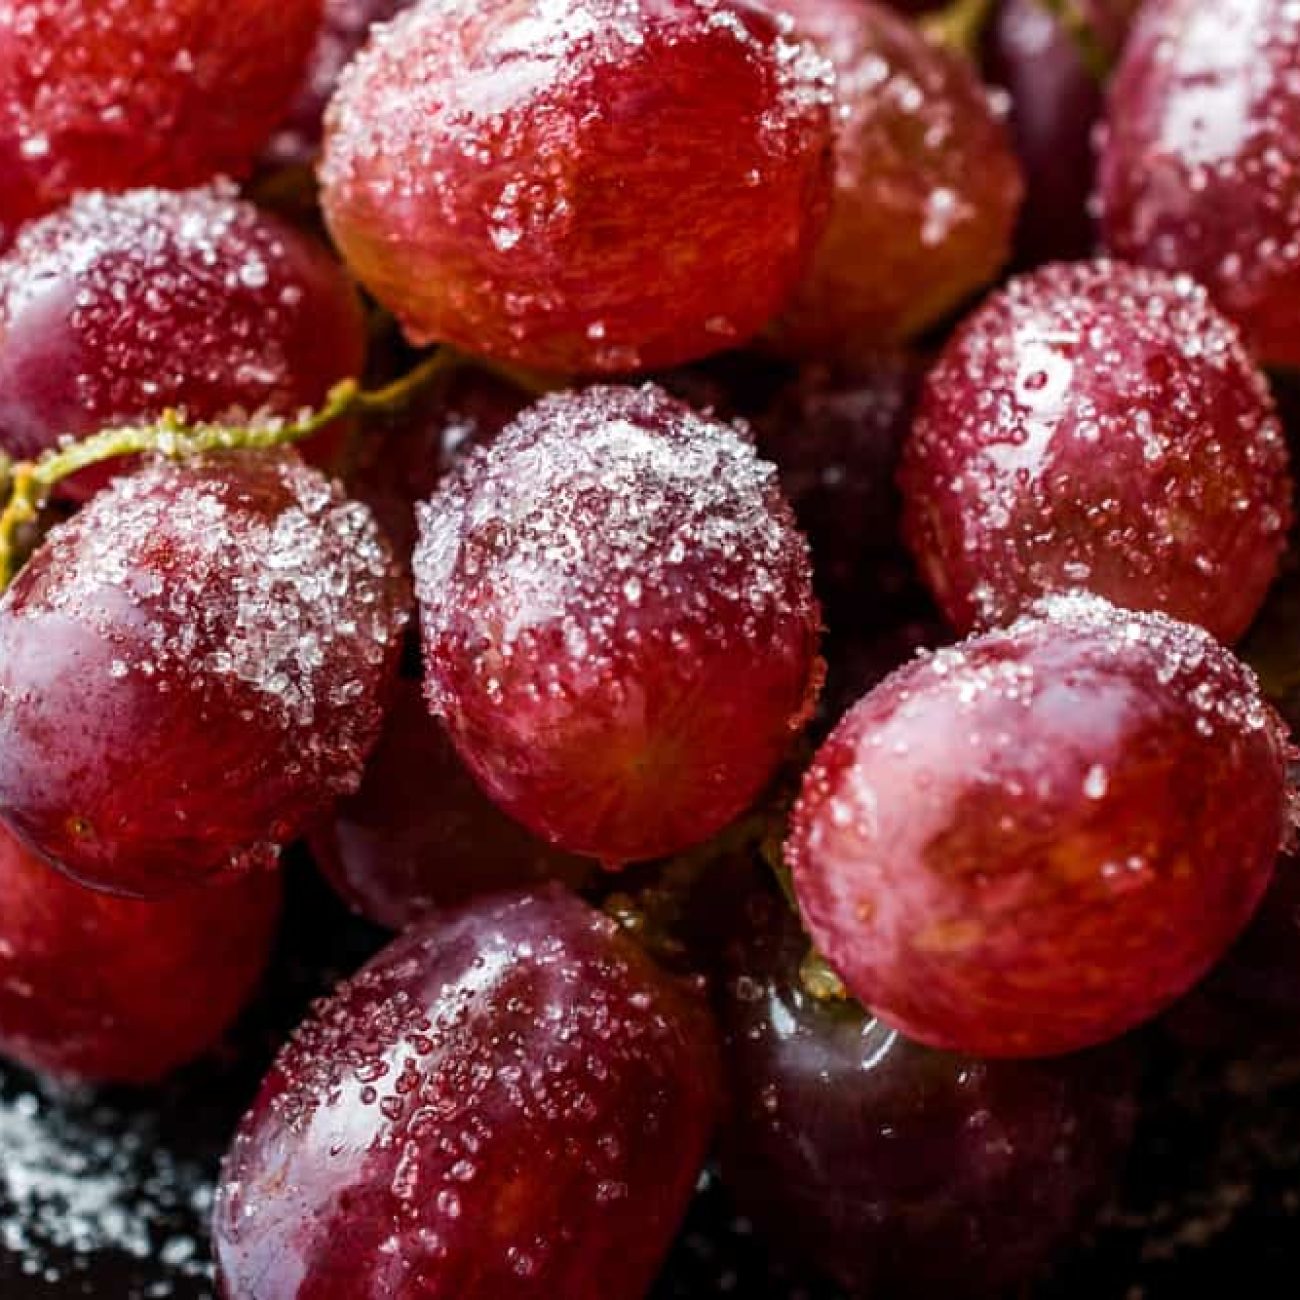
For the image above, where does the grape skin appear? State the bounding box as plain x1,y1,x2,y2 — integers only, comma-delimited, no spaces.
0,818,280,1083
765,0,1023,357
788,593,1290,1058
212,888,720,1299
414,384,821,865
320,0,835,374
717,888,1139,1297
1098,0,1300,370
310,678,592,931
0,0,324,244
0,185,367,497
0,453,406,898
900,259,1291,643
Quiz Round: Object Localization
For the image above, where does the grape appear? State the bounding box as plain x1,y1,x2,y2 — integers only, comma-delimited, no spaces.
310,678,592,930
900,260,1290,643
0,0,323,240
753,351,920,626
717,888,1139,1296
0,817,280,1084
212,888,720,1299
0,185,367,499
414,384,821,864
1098,0,1300,370
264,0,414,169
788,592,1290,1058
765,0,1022,357
319,0,834,375
345,363,529,569
986,0,1137,266
0,452,406,898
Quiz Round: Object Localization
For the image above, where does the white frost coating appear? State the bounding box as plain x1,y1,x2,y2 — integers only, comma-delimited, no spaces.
0,1085,213,1290
22,451,406,755
414,382,816,711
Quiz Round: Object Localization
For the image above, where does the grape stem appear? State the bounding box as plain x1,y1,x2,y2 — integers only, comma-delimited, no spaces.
0,349,456,591
922,0,997,57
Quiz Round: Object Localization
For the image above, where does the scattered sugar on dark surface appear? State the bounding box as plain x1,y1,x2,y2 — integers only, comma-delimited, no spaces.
4,858,1300,1296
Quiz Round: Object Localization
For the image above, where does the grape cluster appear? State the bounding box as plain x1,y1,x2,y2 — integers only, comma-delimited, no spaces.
0,0,1293,1298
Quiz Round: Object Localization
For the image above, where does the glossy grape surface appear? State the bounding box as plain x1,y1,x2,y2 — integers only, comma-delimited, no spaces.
718,889,1139,1296
415,384,821,864
320,0,834,374
0,186,366,497
311,678,591,930
212,888,720,1299
1098,0,1300,369
767,0,1022,356
0,818,280,1084
0,453,406,898
901,260,1290,643
0,0,323,245
789,593,1290,1057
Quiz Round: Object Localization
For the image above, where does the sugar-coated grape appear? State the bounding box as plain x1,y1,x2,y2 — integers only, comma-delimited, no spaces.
1098,0,1300,370
415,384,821,865
717,889,1139,1296
0,817,280,1084
320,0,834,375
346,363,529,570
754,351,920,625
900,260,1291,643
0,452,406,898
0,0,324,244
212,888,720,1299
264,0,413,169
0,185,366,498
986,0,1136,266
310,678,592,930
765,0,1022,357
789,593,1290,1058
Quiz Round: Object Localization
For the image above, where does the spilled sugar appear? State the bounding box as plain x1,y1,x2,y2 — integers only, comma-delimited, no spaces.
0,1084,213,1296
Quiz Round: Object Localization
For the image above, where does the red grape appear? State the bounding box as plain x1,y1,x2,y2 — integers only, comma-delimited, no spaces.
0,818,281,1084
0,0,324,240
900,259,1291,643
415,384,821,864
0,185,367,499
0,452,406,898
310,678,592,930
212,888,720,1299
264,0,413,169
754,351,921,625
319,0,834,374
766,0,1022,357
788,592,1290,1058
1098,0,1300,370
986,0,1137,266
717,888,1139,1296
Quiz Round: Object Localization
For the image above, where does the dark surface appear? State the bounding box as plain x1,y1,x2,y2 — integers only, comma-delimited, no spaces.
2,858,1300,1299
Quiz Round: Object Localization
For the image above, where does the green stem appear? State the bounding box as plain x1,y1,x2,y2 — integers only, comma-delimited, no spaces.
1033,0,1113,83
0,349,455,591
922,0,997,57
